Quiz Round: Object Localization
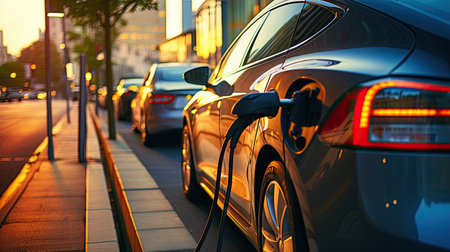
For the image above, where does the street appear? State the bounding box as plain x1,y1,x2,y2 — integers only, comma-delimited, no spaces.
0,99,66,196
116,119,256,251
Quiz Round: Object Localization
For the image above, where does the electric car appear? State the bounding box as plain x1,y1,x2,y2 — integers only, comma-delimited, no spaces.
181,0,450,251
131,63,207,146
114,77,142,121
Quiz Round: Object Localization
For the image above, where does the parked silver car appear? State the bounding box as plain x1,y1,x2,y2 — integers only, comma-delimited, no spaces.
131,62,208,146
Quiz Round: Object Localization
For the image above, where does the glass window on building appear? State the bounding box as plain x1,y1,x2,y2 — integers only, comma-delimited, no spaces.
244,3,304,65
214,14,267,80
292,4,336,46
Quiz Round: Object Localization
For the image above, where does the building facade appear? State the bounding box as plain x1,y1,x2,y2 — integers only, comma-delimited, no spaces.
158,0,196,62
193,0,273,66
113,0,167,83
0,30,12,64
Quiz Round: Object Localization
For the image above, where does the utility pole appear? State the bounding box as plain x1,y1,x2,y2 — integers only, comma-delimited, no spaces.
62,15,71,124
45,0,54,160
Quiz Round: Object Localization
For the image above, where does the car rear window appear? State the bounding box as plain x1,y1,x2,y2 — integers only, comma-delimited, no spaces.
155,66,204,91
123,78,142,85
159,66,195,82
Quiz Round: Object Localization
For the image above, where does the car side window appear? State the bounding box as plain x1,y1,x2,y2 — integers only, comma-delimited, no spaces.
244,3,304,65
291,3,336,46
215,15,266,79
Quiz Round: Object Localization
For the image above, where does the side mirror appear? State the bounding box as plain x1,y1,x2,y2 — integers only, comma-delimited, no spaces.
183,67,210,85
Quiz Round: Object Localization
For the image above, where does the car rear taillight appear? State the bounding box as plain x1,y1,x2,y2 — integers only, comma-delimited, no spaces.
122,92,132,97
319,80,450,150
148,94,174,104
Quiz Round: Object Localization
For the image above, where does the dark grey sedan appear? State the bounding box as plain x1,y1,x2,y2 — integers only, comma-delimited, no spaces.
181,0,450,251
131,62,208,146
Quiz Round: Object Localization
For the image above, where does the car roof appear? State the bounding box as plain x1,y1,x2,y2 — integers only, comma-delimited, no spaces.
156,62,209,68
262,0,449,41
351,0,450,40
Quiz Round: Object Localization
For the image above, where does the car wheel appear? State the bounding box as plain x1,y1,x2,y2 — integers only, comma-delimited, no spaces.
181,124,200,200
258,161,306,252
132,122,140,133
118,101,125,121
142,121,152,146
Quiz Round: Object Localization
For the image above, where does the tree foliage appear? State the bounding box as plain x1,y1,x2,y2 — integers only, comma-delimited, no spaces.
52,0,158,29
67,29,103,71
17,40,63,87
0,61,26,88
52,0,158,139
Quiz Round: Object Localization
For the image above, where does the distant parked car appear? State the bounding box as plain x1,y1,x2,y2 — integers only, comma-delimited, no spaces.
113,77,142,121
71,86,80,100
98,86,107,107
131,62,208,146
0,87,6,102
23,89,38,100
6,87,24,102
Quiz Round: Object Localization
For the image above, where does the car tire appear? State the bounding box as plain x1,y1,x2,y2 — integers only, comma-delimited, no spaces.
132,123,140,133
181,124,201,201
142,121,152,146
258,160,307,252
118,101,125,121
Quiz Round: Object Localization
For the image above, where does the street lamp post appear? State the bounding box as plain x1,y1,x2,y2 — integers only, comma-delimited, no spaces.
62,15,71,124
44,0,54,160
47,10,71,124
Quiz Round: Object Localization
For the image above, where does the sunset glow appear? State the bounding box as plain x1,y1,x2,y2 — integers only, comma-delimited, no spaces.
0,0,45,56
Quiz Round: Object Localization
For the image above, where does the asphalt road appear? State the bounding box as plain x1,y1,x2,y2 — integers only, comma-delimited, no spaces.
0,99,67,196
116,120,256,252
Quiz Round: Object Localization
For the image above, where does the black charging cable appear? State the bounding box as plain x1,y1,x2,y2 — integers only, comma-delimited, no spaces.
194,116,257,252
194,91,295,252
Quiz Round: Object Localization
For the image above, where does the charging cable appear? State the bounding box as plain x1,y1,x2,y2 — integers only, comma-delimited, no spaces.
194,91,296,252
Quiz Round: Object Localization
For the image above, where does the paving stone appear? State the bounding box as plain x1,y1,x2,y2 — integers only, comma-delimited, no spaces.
139,228,196,251
87,209,118,243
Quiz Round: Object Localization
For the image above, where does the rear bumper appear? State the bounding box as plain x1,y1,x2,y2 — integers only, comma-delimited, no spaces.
295,141,450,251
355,150,450,251
146,107,183,135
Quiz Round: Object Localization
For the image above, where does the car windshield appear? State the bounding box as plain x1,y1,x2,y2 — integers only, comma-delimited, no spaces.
159,66,195,82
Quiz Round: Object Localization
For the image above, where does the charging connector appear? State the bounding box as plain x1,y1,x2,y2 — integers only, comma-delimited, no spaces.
195,89,321,251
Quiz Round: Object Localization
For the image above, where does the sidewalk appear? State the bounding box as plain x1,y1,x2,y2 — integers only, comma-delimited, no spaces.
92,108,196,251
0,103,196,251
0,105,118,251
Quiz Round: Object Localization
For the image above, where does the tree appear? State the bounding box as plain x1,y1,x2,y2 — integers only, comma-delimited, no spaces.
53,0,158,139
0,61,26,88
18,40,63,91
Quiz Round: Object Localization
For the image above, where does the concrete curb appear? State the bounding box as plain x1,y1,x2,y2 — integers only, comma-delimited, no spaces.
86,108,120,251
89,106,144,252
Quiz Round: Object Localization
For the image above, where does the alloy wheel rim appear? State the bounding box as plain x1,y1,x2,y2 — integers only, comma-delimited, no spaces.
181,127,191,191
261,181,294,252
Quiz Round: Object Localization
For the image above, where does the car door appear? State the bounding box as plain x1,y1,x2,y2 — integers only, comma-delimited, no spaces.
191,12,267,194
216,2,305,228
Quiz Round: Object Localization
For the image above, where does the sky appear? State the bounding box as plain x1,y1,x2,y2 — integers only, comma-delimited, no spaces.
0,0,45,57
